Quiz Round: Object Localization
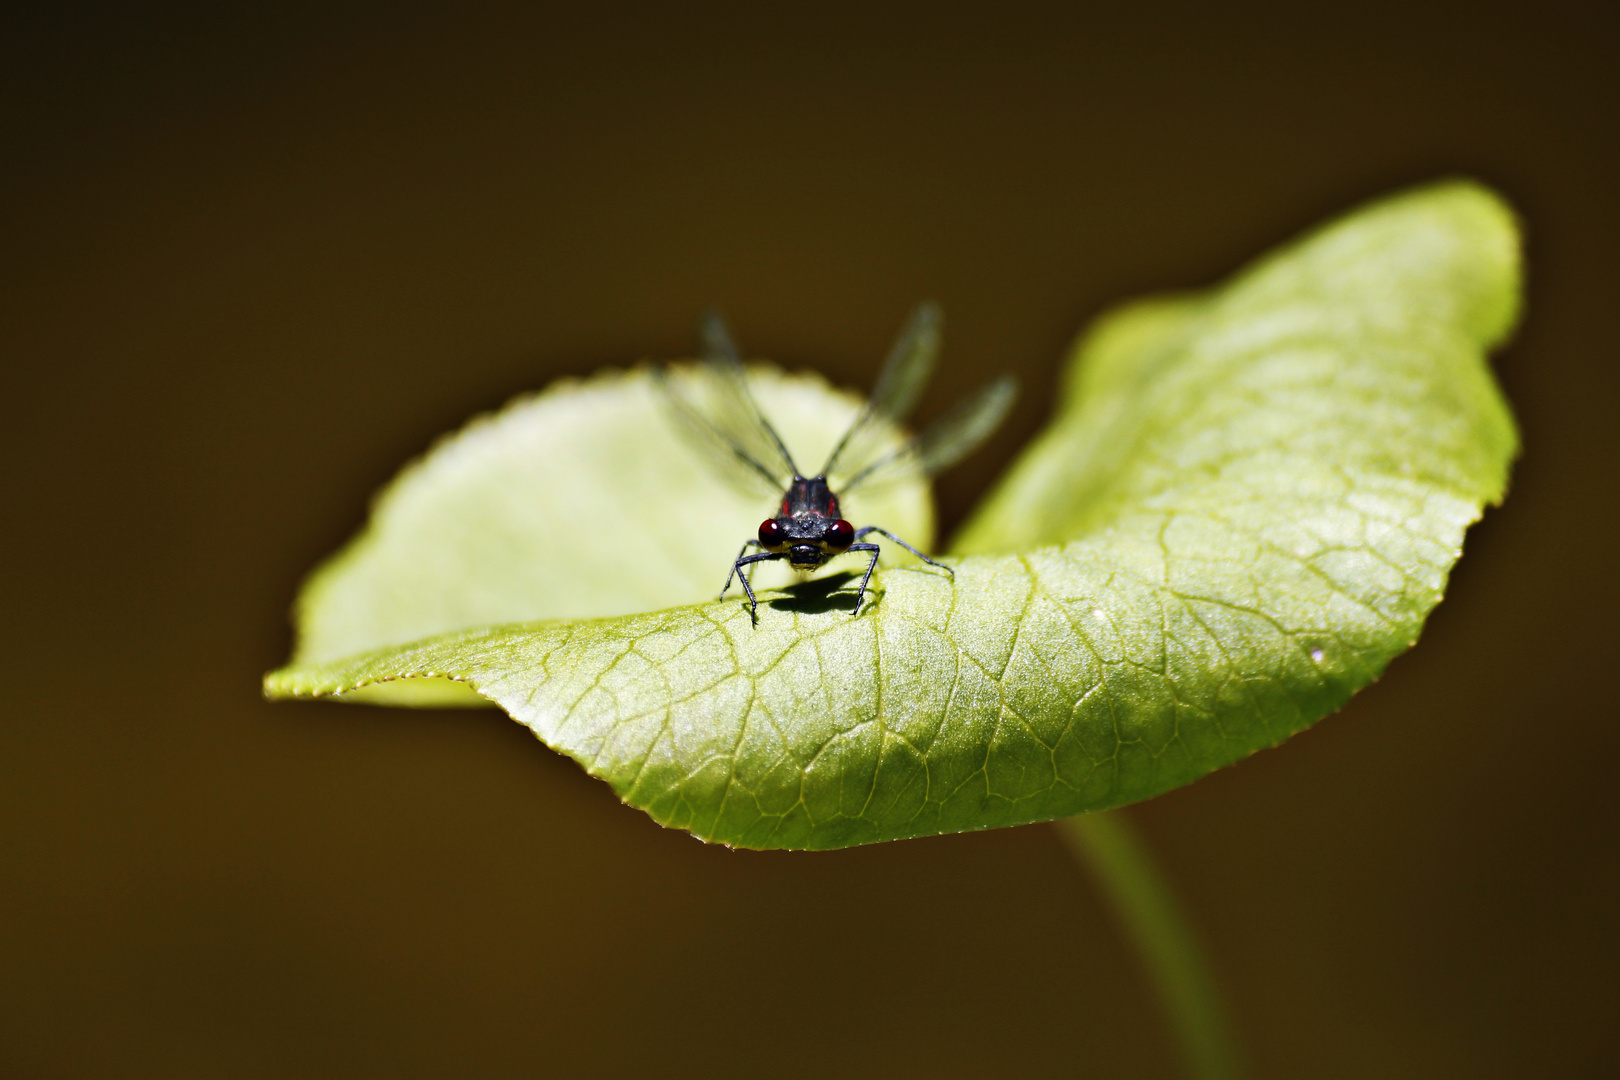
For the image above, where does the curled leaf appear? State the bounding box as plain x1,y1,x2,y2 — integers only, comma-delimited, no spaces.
267,181,1519,849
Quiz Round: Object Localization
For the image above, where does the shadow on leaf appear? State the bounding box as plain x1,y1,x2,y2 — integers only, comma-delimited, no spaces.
764,571,869,615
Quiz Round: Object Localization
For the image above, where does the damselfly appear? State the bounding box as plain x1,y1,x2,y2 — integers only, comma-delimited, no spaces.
658,304,1016,624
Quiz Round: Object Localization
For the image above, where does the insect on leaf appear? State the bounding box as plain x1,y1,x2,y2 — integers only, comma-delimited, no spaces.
266,180,1520,850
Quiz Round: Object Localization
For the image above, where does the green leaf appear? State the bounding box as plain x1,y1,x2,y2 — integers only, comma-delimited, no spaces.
266,180,1520,850
285,365,934,707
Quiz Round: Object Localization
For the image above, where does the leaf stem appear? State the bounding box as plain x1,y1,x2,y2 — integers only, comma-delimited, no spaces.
1057,811,1243,1080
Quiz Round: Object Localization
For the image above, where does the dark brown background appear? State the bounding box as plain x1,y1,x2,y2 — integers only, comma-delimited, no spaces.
3,3,1615,1077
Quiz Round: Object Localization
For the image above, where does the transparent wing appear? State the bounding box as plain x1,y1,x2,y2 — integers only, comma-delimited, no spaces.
654,310,800,499
840,375,1018,495
818,302,941,479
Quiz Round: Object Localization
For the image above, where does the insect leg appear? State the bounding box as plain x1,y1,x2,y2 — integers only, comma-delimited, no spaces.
719,539,764,599
730,551,783,624
847,542,882,615
851,526,954,576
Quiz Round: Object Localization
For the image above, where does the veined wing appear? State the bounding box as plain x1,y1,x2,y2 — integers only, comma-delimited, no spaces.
840,375,1017,495
654,310,800,498
818,303,941,479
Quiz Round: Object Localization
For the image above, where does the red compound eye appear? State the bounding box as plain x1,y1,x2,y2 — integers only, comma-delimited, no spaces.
826,519,855,550
758,519,785,547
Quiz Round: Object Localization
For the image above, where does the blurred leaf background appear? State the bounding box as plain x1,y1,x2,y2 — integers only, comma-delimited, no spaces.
1,3,1615,1077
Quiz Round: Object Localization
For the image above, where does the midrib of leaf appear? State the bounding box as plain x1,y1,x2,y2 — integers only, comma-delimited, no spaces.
266,180,1520,851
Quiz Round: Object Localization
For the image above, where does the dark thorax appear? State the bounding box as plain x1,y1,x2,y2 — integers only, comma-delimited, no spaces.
761,476,854,571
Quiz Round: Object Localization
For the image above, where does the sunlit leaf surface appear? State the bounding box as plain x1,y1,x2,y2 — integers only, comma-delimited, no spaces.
288,367,932,706
267,181,1519,849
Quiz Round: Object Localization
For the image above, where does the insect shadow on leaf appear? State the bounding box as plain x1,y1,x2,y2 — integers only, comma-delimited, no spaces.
655,304,1017,624
761,570,866,616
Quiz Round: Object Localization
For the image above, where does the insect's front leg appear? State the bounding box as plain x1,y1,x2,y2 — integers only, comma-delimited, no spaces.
729,551,783,624
852,526,954,576
848,542,882,615
718,539,764,599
